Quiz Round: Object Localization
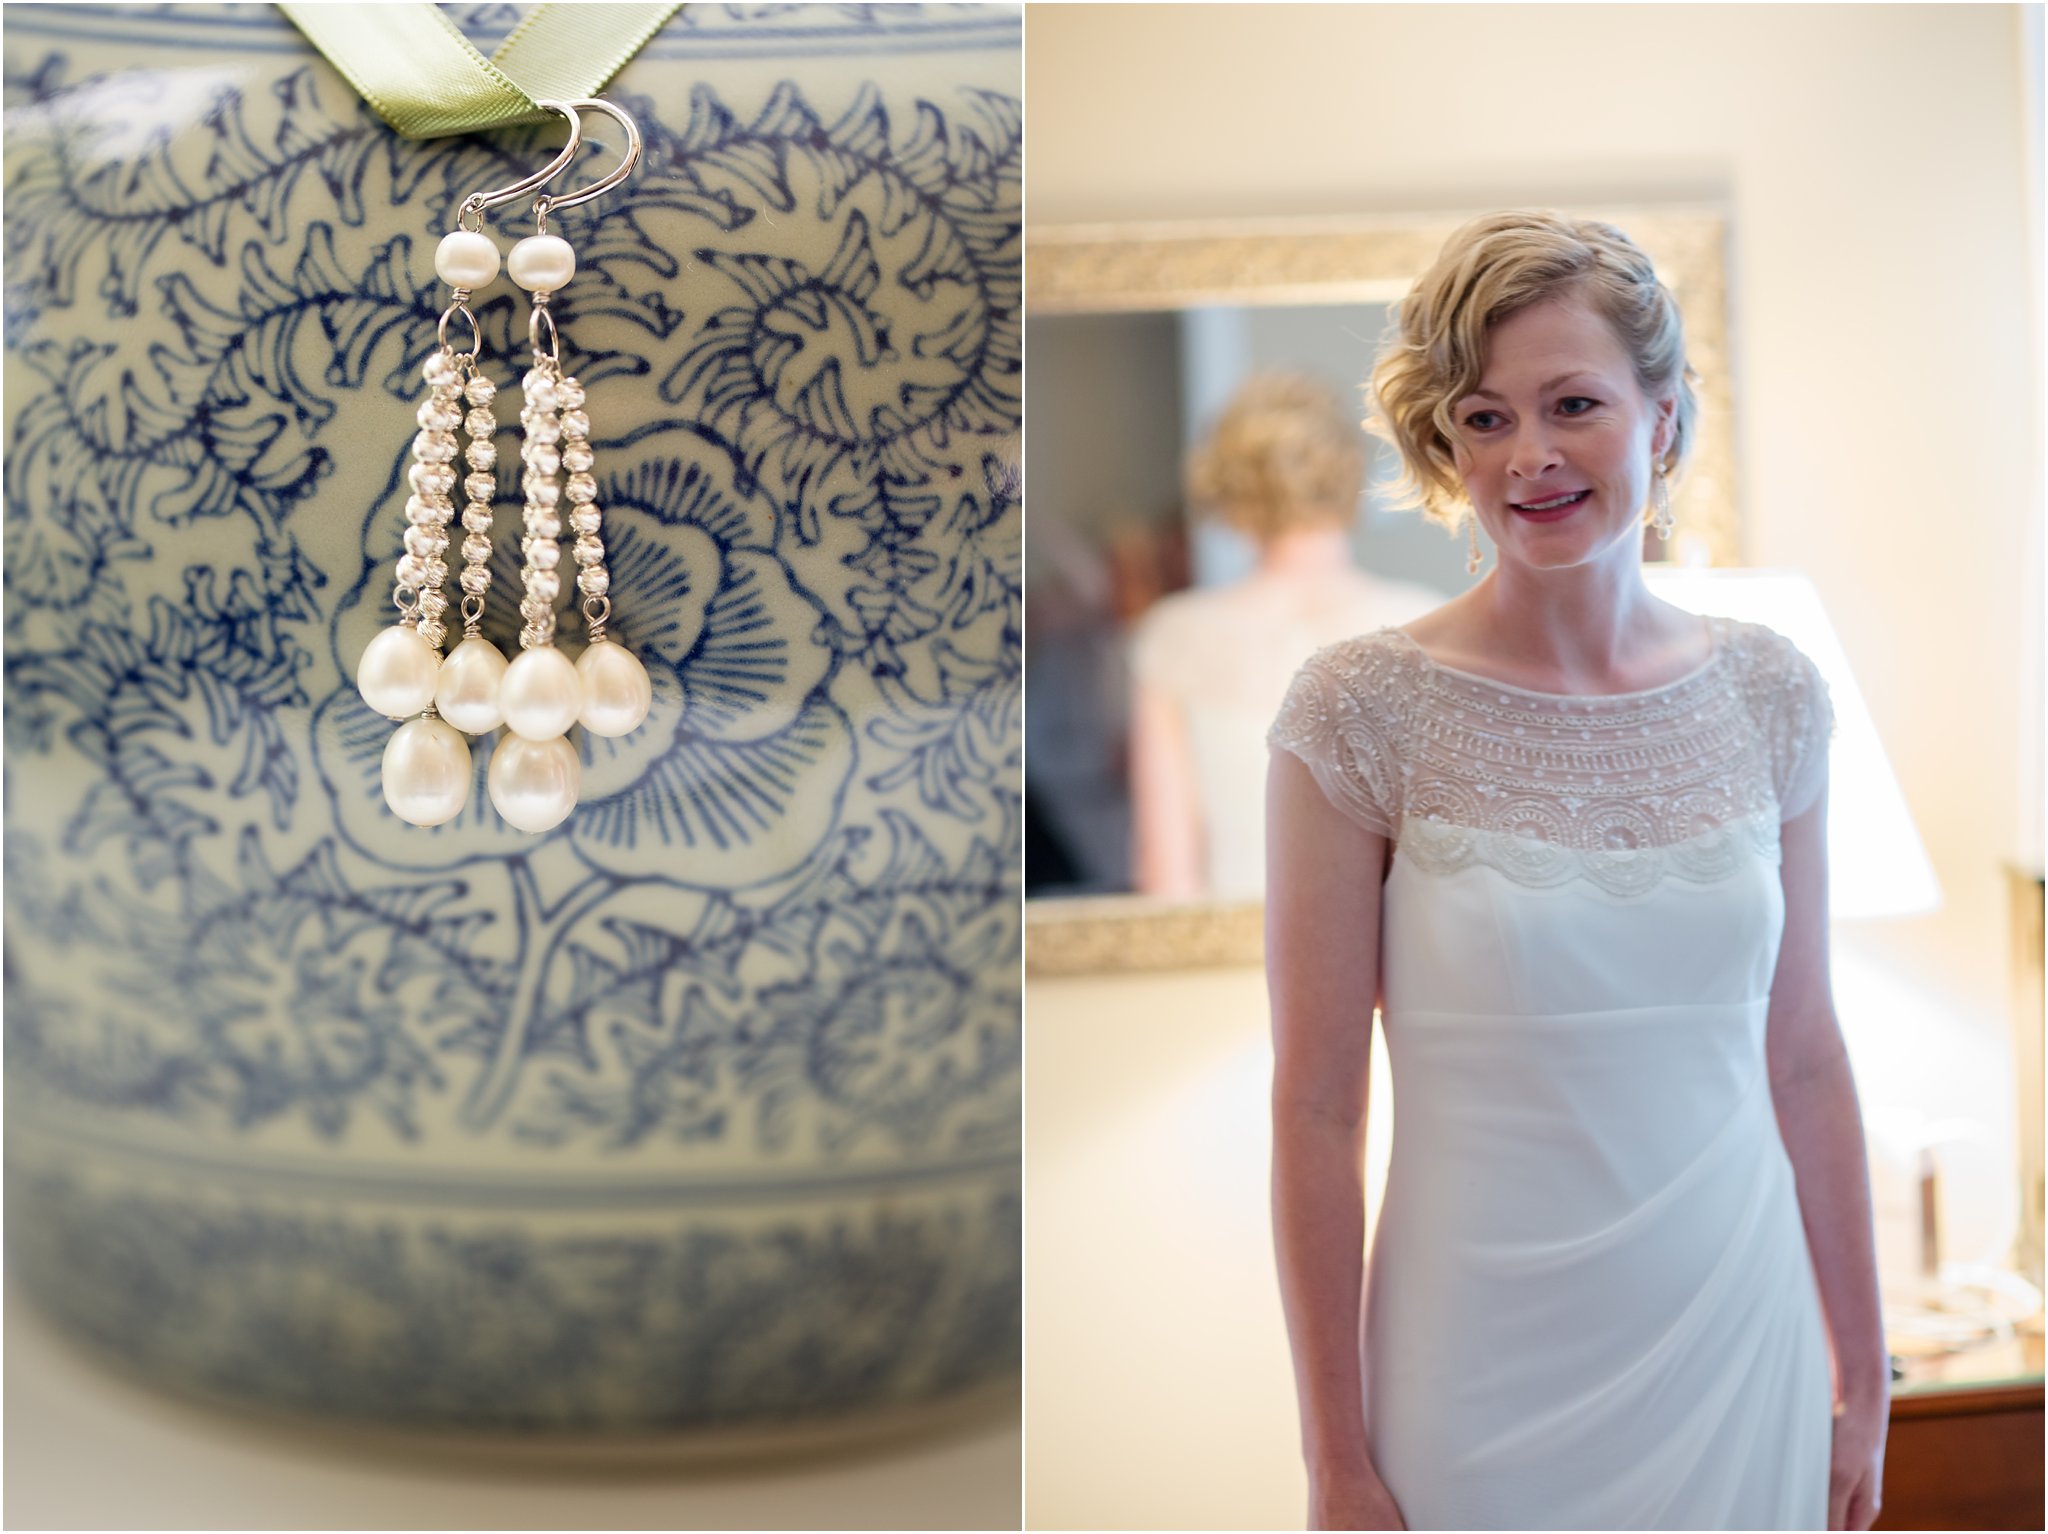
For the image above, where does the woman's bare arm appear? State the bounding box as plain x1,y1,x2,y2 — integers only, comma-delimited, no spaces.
1130,676,1206,899
1765,782,1889,1530
1266,747,1404,1528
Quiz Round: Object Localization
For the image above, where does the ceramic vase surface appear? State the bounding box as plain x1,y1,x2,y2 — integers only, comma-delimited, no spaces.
3,1,1021,1431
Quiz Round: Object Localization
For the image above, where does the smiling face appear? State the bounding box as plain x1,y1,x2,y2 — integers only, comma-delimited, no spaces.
1450,292,1676,575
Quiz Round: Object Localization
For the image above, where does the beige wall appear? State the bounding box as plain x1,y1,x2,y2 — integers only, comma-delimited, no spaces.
1025,5,2040,1528
1026,967,1307,1531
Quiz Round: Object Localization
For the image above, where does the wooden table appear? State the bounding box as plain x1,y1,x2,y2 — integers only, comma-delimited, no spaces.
1875,1330,2043,1531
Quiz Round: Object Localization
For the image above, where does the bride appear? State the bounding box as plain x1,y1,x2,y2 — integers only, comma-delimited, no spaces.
1265,211,1888,1531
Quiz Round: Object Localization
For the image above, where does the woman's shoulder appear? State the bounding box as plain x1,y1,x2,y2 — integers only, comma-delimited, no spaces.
1296,624,1424,678
1268,628,1418,834
1710,616,1837,815
1280,626,1430,722
1713,616,1831,706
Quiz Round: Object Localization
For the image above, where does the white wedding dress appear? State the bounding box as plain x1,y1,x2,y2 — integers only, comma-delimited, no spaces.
1269,615,1837,1532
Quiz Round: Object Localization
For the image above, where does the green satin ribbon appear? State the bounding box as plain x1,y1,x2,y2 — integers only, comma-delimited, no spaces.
277,2,681,139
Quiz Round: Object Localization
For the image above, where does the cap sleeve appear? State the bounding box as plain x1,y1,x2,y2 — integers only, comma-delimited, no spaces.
1266,636,1406,838
1769,642,1837,823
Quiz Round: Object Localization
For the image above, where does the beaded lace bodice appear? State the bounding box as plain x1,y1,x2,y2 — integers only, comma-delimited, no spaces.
1267,615,1835,896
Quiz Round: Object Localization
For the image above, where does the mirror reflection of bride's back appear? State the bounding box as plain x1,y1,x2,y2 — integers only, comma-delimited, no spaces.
1128,374,1438,900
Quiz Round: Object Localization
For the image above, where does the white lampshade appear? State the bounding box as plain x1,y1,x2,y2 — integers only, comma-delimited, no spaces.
1646,567,1941,921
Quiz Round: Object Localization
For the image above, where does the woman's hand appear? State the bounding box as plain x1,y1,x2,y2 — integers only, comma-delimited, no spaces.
1309,1467,1407,1531
1828,1394,1887,1530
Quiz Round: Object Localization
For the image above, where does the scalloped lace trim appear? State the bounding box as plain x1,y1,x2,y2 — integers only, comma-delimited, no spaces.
1398,806,1780,897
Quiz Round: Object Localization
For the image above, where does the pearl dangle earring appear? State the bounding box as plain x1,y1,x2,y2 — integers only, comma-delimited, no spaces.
490,98,653,835
1649,459,1675,540
358,107,584,827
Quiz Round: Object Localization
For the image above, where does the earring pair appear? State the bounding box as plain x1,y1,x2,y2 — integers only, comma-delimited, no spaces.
358,100,653,833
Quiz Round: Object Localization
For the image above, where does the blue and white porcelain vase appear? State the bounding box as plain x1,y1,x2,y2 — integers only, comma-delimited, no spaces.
2,2,1021,1433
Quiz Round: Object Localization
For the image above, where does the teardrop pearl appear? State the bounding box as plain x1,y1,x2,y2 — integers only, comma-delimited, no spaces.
501,645,585,741
359,625,441,720
381,716,471,826
435,635,510,735
576,641,653,737
487,732,581,833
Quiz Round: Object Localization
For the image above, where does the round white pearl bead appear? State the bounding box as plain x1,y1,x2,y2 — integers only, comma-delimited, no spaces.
435,229,501,290
358,625,441,719
500,643,585,740
576,641,653,737
507,234,576,293
434,635,510,735
381,715,472,826
487,731,581,833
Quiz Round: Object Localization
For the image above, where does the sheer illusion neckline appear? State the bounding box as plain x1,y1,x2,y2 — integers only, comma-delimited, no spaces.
1383,614,1725,704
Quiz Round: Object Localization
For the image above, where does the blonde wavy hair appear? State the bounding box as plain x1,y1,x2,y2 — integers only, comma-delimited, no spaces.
1367,211,1700,531
1184,372,1365,542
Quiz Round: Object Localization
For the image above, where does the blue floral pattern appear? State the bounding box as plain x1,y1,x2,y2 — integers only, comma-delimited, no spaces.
3,2,1019,1426
11,1157,1020,1429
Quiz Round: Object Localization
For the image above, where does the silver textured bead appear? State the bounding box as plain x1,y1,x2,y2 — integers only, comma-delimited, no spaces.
564,473,597,503
556,378,586,410
527,569,560,601
464,408,497,441
419,557,449,588
405,494,441,525
577,567,610,596
526,480,561,508
569,508,601,535
527,513,561,540
465,439,497,471
403,525,447,559
396,553,426,587
524,414,561,445
558,409,590,441
527,444,561,478
463,473,496,503
460,565,492,594
417,400,461,432
409,463,456,496
413,430,459,465
561,443,594,473
462,533,492,563
573,537,604,565
462,506,494,533
423,352,459,386
463,375,497,406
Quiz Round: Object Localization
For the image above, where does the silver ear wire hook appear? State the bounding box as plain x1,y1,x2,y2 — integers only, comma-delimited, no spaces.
528,98,643,235
454,100,586,233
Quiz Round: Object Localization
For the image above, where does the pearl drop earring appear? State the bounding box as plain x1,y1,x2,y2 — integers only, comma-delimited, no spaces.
1650,459,1675,539
489,98,652,836
362,340,469,827
358,107,584,828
